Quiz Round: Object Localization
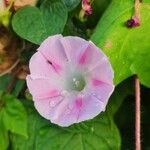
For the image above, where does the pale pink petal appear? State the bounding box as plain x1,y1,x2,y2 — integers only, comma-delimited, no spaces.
86,82,114,104
37,35,68,74
50,94,79,127
34,96,63,120
77,94,105,122
87,57,114,85
51,98,80,127
60,36,90,65
77,41,105,70
26,75,62,100
60,37,105,71
29,52,59,79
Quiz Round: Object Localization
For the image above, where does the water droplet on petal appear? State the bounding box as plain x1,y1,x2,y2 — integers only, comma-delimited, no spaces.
61,90,68,96
50,101,57,107
73,78,76,82
92,93,96,96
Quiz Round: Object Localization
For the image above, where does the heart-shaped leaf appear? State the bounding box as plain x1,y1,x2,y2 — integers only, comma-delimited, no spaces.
0,95,27,137
12,0,68,44
11,99,121,150
63,0,81,11
91,1,150,87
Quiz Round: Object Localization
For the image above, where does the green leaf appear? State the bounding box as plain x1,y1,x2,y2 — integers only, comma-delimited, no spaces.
11,99,121,150
0,114,9,150
0,95,27,137
36,115,120,150
86,0,111,28
0,74,12,91
108,77,134,115
12,0,68,44
91,1,150,87
0,75,25,96
63,0,80,11
12,80,25,97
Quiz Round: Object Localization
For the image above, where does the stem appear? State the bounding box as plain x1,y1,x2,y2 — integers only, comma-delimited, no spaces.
134,0,140,19
0,59,20,77
6,76,17,94
135,76,141,150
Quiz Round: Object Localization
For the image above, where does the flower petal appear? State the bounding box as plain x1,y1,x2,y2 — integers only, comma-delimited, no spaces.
87,57,114,85
60,36,90,65
77,94,105,122
77,41,104,69
26,75,63,100
60,37,105,72
86,82,114,104
37,35,68,74
29,52,59,79
34,96,63,120
48,93,80,127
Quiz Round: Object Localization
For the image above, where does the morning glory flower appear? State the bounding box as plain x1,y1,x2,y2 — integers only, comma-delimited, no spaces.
26,35,114,127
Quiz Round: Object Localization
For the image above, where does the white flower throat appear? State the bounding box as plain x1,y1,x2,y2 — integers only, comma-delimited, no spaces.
67,74,86,92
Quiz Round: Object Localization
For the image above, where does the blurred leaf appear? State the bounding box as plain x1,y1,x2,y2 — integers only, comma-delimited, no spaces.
91,1,150,87
0,114,9,150
86,0,111,28
0,74,12,91
11,101,51,150
0,75,25,96
11,99,121,150
12,80,25,97
63,19,87,38
63,0,80,11
0,95,27,137
12,0,68,44
108,77,134,115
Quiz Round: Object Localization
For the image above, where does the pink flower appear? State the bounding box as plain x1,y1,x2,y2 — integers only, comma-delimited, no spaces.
82,0,92,16
26,35,114,127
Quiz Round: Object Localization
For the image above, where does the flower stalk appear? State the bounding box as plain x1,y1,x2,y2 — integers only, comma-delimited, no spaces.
135,76,141,150
126,0,141,28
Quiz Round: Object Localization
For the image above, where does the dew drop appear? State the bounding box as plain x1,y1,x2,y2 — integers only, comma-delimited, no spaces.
75,81,80,86
50,101,56,107
92,93,96,96
61,90,68,96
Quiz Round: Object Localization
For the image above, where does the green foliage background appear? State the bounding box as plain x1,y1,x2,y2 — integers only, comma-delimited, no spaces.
0,0,150,149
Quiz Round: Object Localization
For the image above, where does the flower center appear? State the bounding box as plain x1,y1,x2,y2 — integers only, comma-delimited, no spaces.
68,74,86,92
